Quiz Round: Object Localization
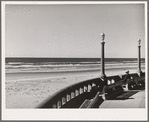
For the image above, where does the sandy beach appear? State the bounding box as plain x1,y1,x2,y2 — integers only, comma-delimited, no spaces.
5,66,145,109
6,72,100,108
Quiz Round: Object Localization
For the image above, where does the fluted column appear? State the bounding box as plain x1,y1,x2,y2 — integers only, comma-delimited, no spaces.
101,33,106,79
137,39,142,76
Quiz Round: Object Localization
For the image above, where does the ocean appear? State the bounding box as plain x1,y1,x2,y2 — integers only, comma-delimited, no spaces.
5,58,145,81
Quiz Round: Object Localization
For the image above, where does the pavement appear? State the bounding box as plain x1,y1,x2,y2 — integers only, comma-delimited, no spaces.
99,88,145,108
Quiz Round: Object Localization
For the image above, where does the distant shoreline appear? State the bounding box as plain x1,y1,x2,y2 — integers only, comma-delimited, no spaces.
5,67,145,82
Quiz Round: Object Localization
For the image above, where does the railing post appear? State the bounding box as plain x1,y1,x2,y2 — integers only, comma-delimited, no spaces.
101,33,106,79
137,39,142,76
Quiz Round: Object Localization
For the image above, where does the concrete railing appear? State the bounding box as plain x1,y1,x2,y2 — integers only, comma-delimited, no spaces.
36,72,145,108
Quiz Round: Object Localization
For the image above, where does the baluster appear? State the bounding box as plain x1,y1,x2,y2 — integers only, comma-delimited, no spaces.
90,84,92,91
52,104,57,108
66,94,70,102
57,101,59,108
76,89,78,96
79,88,81,94
68,93,71,101
96,82,99,86
92,83,95,87
87,84,89,92
66,94,68,102
74,90,76,97
90,84,93,90
83,86,85,92
84,85,87,92
111,79,115,84
70,92,72,100
108,80,110,85
68,94,70,101
73,90,76,98
80,87,84,94
78,89,80,96
62,96,66,105
64,96,66,104
74,90,77,97
82,87,84,93
72,91,75,98
70,92,73,99
57,100,62,108
60,100,62,108
110,79,112,84
62,97,64,105
76,89,79,96
88,84,91,92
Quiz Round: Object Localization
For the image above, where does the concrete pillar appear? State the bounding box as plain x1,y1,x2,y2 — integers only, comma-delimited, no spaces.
137,39,142,76
101,33,106,79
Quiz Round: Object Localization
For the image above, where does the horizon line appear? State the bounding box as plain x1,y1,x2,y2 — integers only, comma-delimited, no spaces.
5,57,145,59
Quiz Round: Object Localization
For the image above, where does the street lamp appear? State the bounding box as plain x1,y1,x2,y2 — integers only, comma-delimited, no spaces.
100,33,106,79
101,33,105,42
138,39,141,46
137,39,142,76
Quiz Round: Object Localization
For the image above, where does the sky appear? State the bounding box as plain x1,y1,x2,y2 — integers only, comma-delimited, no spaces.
5,3,146,58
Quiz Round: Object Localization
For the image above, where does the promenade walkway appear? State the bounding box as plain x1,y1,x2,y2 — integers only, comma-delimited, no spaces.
99,87,145,108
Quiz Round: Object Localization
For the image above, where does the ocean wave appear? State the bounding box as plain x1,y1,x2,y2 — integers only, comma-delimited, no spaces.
5,61,144,69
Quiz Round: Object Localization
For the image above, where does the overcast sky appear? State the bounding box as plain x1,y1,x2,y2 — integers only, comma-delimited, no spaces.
5,3,145,58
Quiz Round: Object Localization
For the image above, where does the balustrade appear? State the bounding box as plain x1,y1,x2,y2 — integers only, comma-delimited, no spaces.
36,73,145,108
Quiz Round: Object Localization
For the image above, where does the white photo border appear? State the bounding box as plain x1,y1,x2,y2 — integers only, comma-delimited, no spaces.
2,1,148,121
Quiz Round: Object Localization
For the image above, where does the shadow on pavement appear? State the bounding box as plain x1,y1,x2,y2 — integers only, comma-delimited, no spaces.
133,86,145,90
111,91,139,100
108,86,145,100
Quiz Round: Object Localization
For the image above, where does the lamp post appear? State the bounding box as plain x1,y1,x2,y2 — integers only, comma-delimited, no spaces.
101,33,106,79
137,39,142,76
